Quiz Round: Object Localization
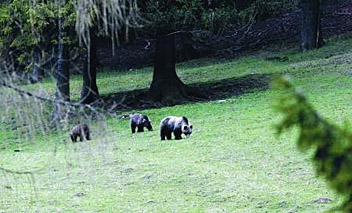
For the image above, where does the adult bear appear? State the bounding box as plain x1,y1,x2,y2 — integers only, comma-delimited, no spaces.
130,113,153,133
159,116,193,140
70,124,91,142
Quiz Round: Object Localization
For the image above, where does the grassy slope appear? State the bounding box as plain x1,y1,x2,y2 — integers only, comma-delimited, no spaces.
1,34,352,212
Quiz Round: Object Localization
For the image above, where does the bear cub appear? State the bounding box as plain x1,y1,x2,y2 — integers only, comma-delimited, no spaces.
159,116,193,140
130,113,153,133
70,124,91,142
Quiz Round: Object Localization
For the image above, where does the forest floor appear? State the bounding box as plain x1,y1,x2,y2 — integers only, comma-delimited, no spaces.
2,33,352,212
97,0,352,71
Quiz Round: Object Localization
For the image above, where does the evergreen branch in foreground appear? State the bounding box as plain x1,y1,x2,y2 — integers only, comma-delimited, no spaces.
273,76,352,212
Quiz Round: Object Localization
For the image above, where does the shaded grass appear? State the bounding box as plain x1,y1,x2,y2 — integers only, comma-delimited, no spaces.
24,33,352,103
2,34,352,212
23,53,286,103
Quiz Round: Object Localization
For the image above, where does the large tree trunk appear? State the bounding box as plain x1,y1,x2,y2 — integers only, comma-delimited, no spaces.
149,33,188,103
300,0,323,52
80,31,99,104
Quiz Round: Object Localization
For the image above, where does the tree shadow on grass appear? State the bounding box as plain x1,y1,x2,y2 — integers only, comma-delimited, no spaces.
100,73,272,112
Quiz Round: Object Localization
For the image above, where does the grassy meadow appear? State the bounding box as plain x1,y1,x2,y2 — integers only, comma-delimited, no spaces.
2,34,352,212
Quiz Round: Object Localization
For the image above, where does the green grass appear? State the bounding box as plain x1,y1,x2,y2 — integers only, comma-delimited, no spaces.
2,34,352,212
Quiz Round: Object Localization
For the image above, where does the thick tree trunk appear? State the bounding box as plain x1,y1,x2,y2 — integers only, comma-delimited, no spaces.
300,0,323,52
80,31,99,104
149,33,188,103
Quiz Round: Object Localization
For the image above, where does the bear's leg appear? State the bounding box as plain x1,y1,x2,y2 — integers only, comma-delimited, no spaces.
71,134,77,142
131,123,136,133
174,134,182,140
174,129,182,140
137,125,144,132
166,131,172,140
86,131,91,140
160,129,166,140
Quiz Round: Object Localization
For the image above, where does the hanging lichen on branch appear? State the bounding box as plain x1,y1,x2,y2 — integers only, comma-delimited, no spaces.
74,0,142,49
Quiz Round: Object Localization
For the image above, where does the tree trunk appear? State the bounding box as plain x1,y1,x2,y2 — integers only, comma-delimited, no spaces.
300,0,323,52
31,48,44,83
55,43,70,101
149,33,188,103
52,14,70,121
80,30,99,104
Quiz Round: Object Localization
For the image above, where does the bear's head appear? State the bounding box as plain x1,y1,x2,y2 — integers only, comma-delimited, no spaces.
181,120,193,137
142,116,153,131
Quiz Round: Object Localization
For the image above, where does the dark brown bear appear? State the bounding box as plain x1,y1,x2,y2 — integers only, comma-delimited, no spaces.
159,116,193,140
69,124,91,142
129,113,153,133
